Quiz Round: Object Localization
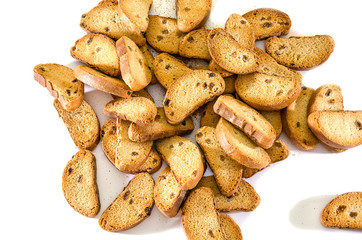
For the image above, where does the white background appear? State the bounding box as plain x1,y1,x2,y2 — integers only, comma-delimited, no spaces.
1,0,361,239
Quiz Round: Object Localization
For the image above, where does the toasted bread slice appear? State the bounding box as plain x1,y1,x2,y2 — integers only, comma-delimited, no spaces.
182,187,227,240
79,0,145,45
308,84,344,114
208,28,261,74
214,95,277,149
179,28,211,60
154,166,187,218
308,111,362,149
139,44,158,84
200,99,220,128
259,110,282,138
34,64,84,111
146,15,187,54
62,150,99,217
242,8,291,40
196,176,260,212
118,0,153,32
235,72,301,111
254,47,302,84
209,60,234,78
216,118,271,169
265,35,335,69
113,88,154,102
321,192,362,230
116,36,152,90
54,99,99,150
163,70,225,124
99,172,154,231
155,136,204,190
153,53,191,89
225,14,254,49
71,33,120,77
100,119,153,172
103,97,157,126
196,126,243,197
282,87,319,150
128,107,194,142
74,65,132,98
176,0,211,32
219,213,243,240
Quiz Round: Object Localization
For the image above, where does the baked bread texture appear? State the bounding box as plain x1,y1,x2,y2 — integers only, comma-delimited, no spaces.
308,84,344,114
62,150,100,217
139,44,158,84
117,0,153,33
225,14,254,49
209,60,233,78
176,0,212,32
179,28,211,60
259,110,282,138
54,99,99,150
219,213,243,240
34,63,84,111
200,99,220,128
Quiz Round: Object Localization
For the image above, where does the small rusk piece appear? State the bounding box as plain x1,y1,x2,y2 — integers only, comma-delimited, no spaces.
176,0,211,32
219,213,243,240
62,150,99,217
34,63,84,111
163,70,225,125
103,97,157,127
216,118,270,169
99,172,155,231
265,35,335,69
282,87,319,150
54,99,99,150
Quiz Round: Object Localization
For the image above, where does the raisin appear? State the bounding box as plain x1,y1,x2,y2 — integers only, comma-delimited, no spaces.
350,212,358,218
165,64,170,70
170,193,175,198
76,175,83,183
208,72,215,78
263,22,272,28
184,7,191,12
39,67,45,72
104,27,110,32
202,82,208,89
81,14,87,18
87,37,93,45
80,22,87,28
336,205,346,214
355,120,362,130
196,132,203,138
209,83,215,90
265,79,272,83
240,20,246,24
162,29,169,34
187,36,194,42
192,170,198,177
145,207,152,216
72,79,78,83
157,35,164,41
296,122,300,127
179,142,184,146
164,98,171,106
139,59,143,65
131,152,139,156
205,139,211,144
96,47,102,52
67,168,73,175
66,89,71,95
162,19,167,24
220,155,225,161
210,34,215,39
101,130,105,138
208,230,215,238
123,190,130,200
242,55,249,62
153,158,158,163
129,199,133,204
181,121,186,126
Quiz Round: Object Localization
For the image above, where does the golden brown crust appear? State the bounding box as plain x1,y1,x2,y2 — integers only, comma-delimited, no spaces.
219,213,243,240
176,0,212,32
179,28,211,60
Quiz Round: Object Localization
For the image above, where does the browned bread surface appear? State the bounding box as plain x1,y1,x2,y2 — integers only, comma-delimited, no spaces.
308,84,344,115
118,0,153,32
179,28,211,60
209,60,234,78
176,0,212,32
259,110,282,138
140,44,158,84
225,14,254,49
200,99,220,128
219,213,243,240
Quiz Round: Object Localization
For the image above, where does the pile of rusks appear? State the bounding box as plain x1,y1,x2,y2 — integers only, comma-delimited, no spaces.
33,0,362,238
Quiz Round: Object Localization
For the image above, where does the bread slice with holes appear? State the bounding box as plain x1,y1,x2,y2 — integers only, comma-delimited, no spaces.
200,99,220,128
308,111,362,149
74,65,132,98
282,87,319,150
179,28,211,60
320,192,362,230
154,166,187,217
117,0,153,32
265,35,335,69
153,53,191,89
116,36,152,91
146,15,187,54
176,0,211,32
216,118,270,169
62,150,100,217
182,187,227,240
196,176,260,212
128,107,194,142
34,63,84,111
235,72,301,111
259,110,282,138
99,172,154,231
242,8,291,40
71,33,120,77
219,213,243,240
104,97,157,126
163,70,225,124
308,84,344,114
155,136,204,190
79,0,145,45
140,44,157,84
208,28,261,75
196,126,243,197
225,13,254,49
214,95,277,149
100,119,153,172
54,99,99,150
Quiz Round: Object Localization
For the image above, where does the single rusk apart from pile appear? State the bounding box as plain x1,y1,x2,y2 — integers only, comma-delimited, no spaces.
54,99,100,150
62,150,100,217
176,0,211,32
99,172,155,231
103,96,157,126
214,95,277,149
196,126,243,197
100,119,153,172
219,213,243,240
282,87,319,150
154,166,187,218
265,35,335,69
116,36,152,91
117,0,153,33
321,192,362,230
156,136,204,190
128,107,194,142
34,64,84,111
208,28,261,74
216,118,271,169
163,69,225,124
182,187,227,240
